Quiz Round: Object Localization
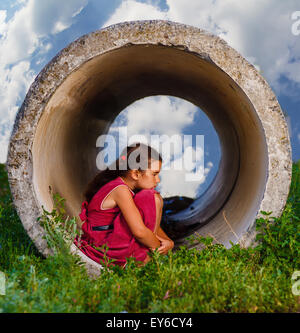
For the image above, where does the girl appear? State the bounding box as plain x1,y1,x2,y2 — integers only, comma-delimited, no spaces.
74,142,174,267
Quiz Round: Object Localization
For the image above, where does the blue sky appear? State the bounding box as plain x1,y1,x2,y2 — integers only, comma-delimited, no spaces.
0,0,299,198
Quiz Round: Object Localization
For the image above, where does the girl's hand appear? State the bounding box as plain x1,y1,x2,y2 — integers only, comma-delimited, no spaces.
156,235,174,255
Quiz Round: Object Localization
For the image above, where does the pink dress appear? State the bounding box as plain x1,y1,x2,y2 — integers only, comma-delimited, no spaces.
74,176,159,267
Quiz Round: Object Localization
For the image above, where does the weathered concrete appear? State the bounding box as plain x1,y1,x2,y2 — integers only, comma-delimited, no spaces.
6,20,292,275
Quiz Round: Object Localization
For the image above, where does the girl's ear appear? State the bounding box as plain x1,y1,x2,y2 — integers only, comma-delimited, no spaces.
130,169,141,180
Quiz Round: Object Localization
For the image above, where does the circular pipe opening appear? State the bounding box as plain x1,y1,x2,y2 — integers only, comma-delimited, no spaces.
104,95,222,238
105,95,221,200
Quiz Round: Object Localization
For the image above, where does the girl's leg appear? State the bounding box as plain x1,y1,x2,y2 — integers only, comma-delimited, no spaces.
133,190,163,232
143,192,163,264
154,192,163,234
131,190,164,264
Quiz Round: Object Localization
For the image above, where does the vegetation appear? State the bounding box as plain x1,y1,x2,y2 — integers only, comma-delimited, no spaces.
0,161,299,313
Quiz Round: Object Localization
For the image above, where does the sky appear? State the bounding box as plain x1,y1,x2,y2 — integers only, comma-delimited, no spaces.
0,0,299,198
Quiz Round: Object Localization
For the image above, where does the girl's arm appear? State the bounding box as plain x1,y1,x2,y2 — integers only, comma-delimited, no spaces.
113,186,161,249
156,227,174,255
156,226,172,241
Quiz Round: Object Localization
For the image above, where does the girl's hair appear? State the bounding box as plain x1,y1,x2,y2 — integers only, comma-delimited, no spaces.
84,142,162,202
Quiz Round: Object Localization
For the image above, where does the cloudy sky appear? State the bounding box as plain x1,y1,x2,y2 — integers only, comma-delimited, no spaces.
0,0,299,198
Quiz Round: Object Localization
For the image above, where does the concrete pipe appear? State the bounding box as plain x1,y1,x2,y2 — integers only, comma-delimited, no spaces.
7,20,292,275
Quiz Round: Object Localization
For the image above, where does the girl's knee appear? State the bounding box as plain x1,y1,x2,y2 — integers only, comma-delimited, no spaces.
135,189,154,196
134,190,163,208
133,190,163,221
134,189,157,203
154,192,163,210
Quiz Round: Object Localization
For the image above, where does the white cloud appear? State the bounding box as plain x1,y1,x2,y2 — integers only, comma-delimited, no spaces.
0,4,38,65
156,137,213,198
0,61,35,163
104,96,214,197
102,0,168,27
30,0,88,36
0,10,7,36
13,0,27,6
0,61,34,118
72,5,86,18
158,160,213,198
125,95,197,136
0,0,88,163
108,96,198,170
52,21,69,34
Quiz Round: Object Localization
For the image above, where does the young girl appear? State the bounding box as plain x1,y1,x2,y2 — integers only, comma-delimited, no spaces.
74,142,174,267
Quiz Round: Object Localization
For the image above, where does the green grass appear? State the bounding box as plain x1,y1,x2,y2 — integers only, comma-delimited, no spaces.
0,161,299,313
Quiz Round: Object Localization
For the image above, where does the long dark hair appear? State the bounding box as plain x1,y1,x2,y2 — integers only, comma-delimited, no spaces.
84,142,162,202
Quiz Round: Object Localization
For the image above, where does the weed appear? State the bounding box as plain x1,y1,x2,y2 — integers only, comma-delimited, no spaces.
0,162,299,313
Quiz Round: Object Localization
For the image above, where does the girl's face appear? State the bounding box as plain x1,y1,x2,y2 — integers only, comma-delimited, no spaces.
135,159,162,190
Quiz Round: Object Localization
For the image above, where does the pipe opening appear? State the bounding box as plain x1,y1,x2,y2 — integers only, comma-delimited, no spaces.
104,95,221,240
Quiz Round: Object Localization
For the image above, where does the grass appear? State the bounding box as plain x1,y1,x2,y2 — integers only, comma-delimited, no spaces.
0,161,299,313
